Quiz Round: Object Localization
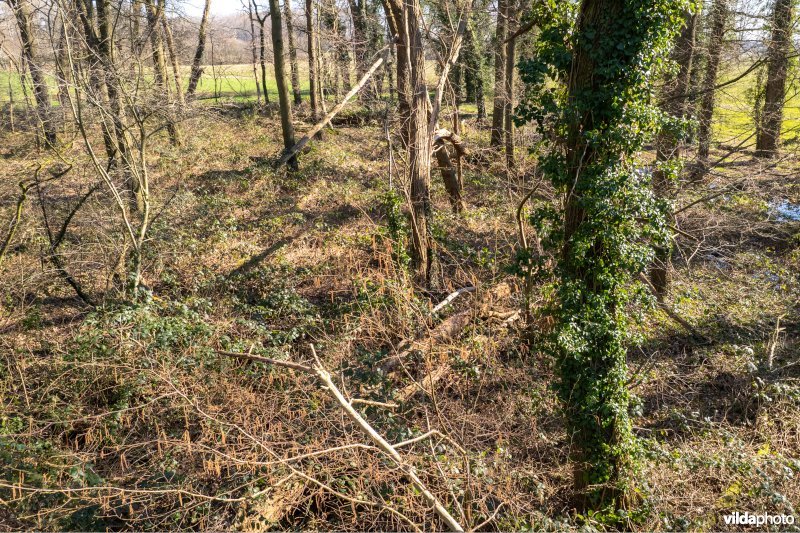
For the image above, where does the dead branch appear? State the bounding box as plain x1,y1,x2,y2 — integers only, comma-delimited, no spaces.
277,44,393,167
219,345,466,532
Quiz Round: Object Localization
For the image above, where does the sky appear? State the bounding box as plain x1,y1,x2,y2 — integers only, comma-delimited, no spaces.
183,0,244,18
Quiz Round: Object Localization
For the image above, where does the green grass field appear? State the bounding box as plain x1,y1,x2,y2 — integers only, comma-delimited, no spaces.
3,61,799,145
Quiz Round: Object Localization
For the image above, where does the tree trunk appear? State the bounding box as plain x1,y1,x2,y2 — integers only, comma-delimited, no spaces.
560,0,639,507
490,0,507,147
696,0,728,161
9,0,57,145
349,0,369,87
186,0,212,98
247,1,263,104
756,0,793,157
258,18,270,104
307,0,320,120
145,0,181,145
650,9,697,298
269,0,298,169
160,5,185,106
407,0,438,288
503,0,517,169
285,0,303,106
463,21,485,119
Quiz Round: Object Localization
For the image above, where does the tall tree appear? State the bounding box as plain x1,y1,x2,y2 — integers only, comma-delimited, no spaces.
145,0,181,144
247,0,263,104
490,0,507,146
696,0,728,161
463,19,485,119
307,0,320,119
756,0,794,156
269,0,298,169
160,4,185,106
503,0,517,168
519,0,689,507
251,1,271,105
7,0,57,145
284,0,303,105
651,9,698,297
186,0,212,98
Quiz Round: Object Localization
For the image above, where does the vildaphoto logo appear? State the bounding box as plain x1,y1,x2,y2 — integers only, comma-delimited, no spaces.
723,512,795,527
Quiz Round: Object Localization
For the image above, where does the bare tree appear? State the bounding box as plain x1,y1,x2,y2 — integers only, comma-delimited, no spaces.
306,0,320,119
269,0,298,169
251,1,272,106
186,0,212,98
7,0,57,145
285,0,302,105
145,0,182,144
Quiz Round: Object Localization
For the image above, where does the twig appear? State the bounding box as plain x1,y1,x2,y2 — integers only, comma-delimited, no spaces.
470,502,504,532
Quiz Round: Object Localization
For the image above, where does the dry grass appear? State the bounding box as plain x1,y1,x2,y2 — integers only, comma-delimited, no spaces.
0,102,798,531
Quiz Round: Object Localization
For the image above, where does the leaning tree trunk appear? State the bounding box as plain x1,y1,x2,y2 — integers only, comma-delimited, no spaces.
490,0,507,147
9,0,57,145
269,0,298,169
756,0,793,157
650,9,697,298
186,0,211,98
285,0,303,106
696,0,728,161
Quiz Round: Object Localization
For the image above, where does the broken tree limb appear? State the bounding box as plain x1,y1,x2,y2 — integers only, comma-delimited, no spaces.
0,179,32,268
431,286,476,315
277,45,392,167
219,345,466,532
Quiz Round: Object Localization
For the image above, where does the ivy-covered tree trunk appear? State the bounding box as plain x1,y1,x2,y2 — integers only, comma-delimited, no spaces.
490,0,507,146
269,0,298,169
651,9,697,298
756,0,793,157
519,0,689,510
697,0,728,161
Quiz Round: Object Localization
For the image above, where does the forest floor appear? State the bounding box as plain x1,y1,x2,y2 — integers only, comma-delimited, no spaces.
0,102,799,531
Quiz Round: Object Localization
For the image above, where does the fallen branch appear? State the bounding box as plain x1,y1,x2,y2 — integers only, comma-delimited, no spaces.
219,345,466,532
431,286,476,315
0,179,32,267
277,45,392,167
